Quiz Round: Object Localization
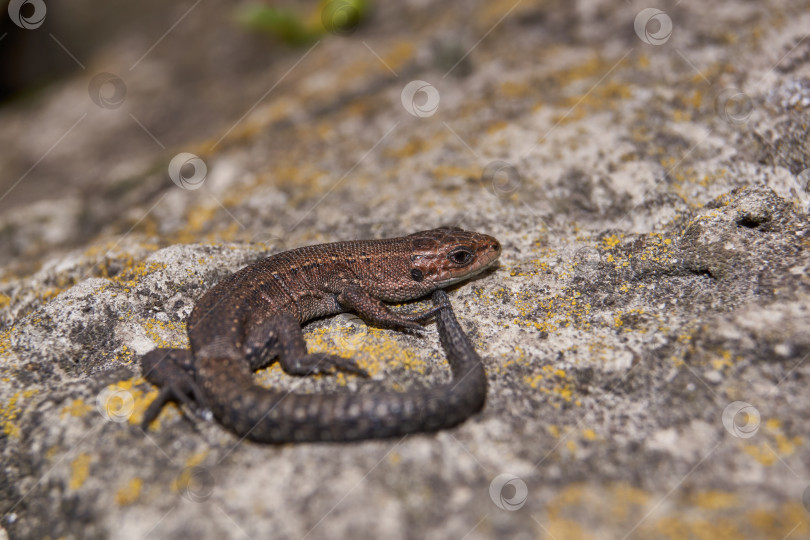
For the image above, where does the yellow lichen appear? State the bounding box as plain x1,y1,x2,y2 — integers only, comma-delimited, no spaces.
142,318,188,350
115,478,143,506
101,378,161,426
60,398,94,419
1,389,38,438
539,482,806,538
69,453,92,490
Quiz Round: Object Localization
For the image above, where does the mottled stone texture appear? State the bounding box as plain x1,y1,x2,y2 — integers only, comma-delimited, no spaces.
1,1,809,538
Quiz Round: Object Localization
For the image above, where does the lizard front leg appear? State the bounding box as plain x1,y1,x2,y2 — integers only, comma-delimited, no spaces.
243,312,368,376
337,285,444,331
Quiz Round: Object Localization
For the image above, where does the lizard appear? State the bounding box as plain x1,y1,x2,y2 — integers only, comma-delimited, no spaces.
140,226,501,442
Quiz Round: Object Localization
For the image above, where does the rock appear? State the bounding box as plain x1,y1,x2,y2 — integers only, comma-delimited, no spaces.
1,1,809,538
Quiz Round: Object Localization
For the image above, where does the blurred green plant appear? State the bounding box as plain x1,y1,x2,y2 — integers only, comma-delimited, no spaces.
236,0,370,45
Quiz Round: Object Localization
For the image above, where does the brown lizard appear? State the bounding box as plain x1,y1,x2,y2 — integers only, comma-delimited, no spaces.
140,227,501,442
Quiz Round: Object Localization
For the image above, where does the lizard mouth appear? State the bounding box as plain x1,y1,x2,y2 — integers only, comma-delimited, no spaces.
438,259,499,287
438,266,494,287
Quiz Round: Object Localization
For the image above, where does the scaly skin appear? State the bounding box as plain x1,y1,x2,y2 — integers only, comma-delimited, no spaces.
140,227,501,442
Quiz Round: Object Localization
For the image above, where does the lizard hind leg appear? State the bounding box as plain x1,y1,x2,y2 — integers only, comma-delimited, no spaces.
244,313,369,377
140,348,207,428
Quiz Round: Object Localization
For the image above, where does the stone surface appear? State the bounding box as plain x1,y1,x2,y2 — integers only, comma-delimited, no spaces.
1,1,810,539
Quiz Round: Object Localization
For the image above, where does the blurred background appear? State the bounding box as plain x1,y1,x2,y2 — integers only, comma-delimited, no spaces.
0,0,407,271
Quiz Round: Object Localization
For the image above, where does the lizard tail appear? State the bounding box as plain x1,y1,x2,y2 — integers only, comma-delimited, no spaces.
195,290,487,443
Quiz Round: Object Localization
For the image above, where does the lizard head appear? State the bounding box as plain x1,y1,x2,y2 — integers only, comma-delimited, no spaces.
374,227,501,300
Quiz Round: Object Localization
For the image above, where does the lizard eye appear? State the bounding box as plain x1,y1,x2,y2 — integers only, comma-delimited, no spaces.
447,248,474,266
410,268,424,281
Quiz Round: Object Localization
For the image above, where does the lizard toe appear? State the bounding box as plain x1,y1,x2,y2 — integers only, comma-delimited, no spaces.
397,320,426,333
285,353,369,377
141,376,207,429
326,355,370,377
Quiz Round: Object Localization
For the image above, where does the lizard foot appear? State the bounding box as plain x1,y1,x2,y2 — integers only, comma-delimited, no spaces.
394,320,427,335
141,379,208,429
140,348,208,429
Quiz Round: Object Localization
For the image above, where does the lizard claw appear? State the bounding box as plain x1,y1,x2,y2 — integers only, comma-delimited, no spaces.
140,348,208,429
397,320,426,334
141,378,208,429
